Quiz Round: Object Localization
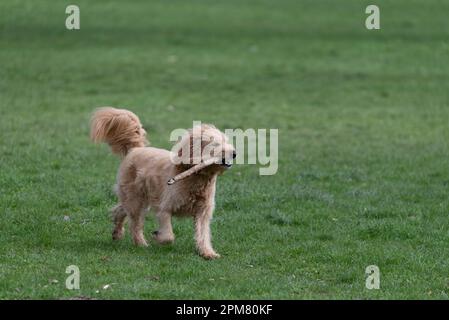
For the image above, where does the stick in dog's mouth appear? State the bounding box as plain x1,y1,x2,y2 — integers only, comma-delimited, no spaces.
167,157,219,185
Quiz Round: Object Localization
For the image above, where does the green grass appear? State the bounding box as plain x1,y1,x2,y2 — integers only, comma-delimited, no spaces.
1,0,449,299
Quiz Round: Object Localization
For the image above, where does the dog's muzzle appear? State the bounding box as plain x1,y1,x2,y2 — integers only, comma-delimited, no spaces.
221,161,232,168
221,151,236,168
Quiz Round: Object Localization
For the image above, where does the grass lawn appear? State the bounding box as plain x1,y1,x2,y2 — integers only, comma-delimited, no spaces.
1,0,449,299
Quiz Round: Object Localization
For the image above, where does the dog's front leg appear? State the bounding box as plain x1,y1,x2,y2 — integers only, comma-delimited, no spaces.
194,209,220,259
153,211,175,244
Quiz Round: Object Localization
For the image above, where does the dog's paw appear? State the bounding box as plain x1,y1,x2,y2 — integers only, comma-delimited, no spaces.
135,240,149,247
200,251,221,260
152,231,175,245
112,228,125,241
132,237,149,247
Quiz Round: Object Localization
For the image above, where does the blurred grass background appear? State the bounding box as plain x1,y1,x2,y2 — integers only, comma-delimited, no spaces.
1,0,449,299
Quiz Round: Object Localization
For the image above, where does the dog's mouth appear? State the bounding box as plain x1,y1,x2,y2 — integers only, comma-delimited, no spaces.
221,159,232,168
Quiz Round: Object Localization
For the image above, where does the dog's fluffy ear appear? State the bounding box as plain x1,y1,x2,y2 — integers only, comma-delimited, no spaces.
176,134,189,163
173,124,221,166
174,125,203,165
176,129,198,165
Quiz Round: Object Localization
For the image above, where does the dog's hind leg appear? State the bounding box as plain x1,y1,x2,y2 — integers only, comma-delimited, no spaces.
129,212,148,247
111,204,127,240
153,211,175,245
125,201,148,247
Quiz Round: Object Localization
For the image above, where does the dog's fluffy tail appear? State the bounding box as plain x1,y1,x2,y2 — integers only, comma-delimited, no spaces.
90,107,148,157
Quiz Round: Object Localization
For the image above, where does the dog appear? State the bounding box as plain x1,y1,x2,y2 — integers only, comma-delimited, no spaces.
90,107,235,259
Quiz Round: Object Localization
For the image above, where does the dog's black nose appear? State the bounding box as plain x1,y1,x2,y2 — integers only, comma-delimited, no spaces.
232,151,237,159
222,158,227,165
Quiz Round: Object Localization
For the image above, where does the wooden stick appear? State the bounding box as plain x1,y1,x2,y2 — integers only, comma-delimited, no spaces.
167,158,218,185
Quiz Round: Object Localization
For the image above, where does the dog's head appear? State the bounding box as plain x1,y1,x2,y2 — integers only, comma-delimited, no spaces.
172,124,236,175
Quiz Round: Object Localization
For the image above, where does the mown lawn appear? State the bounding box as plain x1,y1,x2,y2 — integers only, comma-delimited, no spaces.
1,0,449,299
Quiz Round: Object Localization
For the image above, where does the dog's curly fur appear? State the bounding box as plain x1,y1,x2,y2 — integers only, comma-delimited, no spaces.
90,107,235,259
